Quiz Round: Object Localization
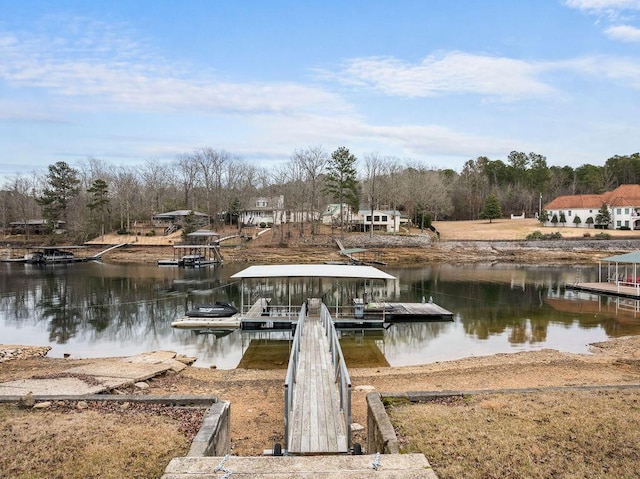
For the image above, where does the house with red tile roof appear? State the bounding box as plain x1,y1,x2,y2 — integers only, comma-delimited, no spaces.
544,184,640,229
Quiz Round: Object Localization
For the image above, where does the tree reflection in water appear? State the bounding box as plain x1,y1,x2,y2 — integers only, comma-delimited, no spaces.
1,262,640,368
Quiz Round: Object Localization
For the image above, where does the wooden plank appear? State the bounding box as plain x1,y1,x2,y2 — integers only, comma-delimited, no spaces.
288,315,348,455
162,454,439,479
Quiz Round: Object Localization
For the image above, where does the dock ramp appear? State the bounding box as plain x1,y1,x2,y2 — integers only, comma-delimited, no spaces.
285,301,351,455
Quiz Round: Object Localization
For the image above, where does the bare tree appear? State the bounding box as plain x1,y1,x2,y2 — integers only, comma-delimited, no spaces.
112,168,139,232
195,148,231,225
138,159,171,217
176,154,199,210
363,153,386,237
290,146,328,236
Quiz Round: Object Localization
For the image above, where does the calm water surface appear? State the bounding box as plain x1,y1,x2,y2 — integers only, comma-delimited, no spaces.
2,262,640,369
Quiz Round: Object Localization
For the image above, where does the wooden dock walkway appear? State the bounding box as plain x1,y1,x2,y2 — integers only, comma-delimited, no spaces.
568,282,640,299
287,312,349,455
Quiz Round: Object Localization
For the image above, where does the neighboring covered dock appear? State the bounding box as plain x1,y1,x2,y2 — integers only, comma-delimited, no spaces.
568,251,640,298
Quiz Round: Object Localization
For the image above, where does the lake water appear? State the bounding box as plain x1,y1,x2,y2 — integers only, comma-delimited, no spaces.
2,261,640,369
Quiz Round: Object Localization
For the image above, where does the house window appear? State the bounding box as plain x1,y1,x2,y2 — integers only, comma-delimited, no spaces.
625,220,629,227
568,210,572,217
374,215,380,222
589,210,593,213
625,208,630,214
381,215,388,222
366,215,372,222
617,220,621,227
617,208,622,215
256,200,267,207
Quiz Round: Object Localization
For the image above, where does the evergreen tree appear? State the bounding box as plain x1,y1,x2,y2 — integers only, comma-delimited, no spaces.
538,209,549,226
595,203,611,229
480,194,502,223
36,161,80,233
573,215,581,227
324,147,358,239
559,212,567,226
87,179,110,240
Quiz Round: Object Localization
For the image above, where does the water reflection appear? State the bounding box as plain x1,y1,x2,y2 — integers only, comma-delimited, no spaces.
1,262,639,369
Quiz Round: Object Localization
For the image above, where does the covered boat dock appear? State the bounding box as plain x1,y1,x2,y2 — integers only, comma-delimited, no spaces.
568,251,640,298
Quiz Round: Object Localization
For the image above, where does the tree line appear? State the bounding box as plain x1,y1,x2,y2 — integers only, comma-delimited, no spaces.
1,147,638,242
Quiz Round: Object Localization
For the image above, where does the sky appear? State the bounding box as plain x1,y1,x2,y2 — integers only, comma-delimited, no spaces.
0,0,639,179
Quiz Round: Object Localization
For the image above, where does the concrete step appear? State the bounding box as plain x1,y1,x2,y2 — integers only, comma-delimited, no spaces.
162,454,438,478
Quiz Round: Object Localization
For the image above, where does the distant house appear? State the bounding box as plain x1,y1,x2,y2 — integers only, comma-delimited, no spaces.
544,184,640,229
352,209,404,233
321,204,353,226
239,196,286,227
134,209,210,236
9,219,65,235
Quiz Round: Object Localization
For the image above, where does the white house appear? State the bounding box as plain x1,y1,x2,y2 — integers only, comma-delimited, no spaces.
352,208,404,233
544,184,640,229
239,196,286,226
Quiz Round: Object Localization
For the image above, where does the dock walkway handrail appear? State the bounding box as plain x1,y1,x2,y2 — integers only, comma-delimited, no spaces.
284,303,306,449
320,303,352,450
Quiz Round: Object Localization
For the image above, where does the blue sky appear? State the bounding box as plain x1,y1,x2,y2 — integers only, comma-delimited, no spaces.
0,0,639,178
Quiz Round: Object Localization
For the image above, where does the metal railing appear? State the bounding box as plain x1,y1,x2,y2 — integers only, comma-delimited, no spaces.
320,303,352,450
283,303,306,449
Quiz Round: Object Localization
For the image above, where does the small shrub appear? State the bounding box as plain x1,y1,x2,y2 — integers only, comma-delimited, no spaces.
525,230,544,240
583,232,591,238
618,226,631,230
594,232,611,240
526,230,563,241
259,222,267,228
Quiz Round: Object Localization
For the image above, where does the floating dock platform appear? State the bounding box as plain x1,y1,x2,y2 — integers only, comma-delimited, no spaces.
364,301,454,321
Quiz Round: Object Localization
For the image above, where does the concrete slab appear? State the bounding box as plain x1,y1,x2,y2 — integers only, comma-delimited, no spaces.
126,350,177,363
0,377,105,396
162,454,438,478
64,359,172,380
0,351,186,398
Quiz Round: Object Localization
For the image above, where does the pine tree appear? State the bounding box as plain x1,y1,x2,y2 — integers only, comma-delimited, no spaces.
87,179,110,240
595,203,611,229
324,147,358,239
480,194,502,223
36,161,80,233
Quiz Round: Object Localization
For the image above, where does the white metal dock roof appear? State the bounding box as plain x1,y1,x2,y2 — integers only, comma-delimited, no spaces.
230,264,396,280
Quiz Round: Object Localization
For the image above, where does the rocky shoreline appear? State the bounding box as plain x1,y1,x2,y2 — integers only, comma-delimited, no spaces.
0,345,51,362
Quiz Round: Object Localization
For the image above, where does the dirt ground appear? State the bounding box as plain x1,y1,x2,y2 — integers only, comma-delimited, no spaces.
2,336,640,459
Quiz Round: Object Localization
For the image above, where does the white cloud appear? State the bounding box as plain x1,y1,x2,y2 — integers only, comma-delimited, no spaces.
564,0,640,13
256,112,515,164
563,55,640,88
330,52,556,100
564,0,640,40
0,24,349,117
604,24,640,40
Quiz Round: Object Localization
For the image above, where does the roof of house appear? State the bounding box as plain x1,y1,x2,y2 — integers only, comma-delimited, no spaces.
545,194,605,210
545,185,640,210
604,184,640,207
153,210,209,218
244,196,284,211
357,209,402,216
